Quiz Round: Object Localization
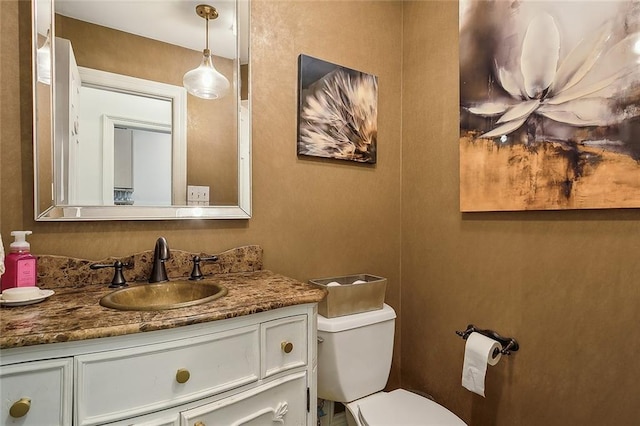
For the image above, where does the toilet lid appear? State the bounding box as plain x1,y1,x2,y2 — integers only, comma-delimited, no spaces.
351,389,466,426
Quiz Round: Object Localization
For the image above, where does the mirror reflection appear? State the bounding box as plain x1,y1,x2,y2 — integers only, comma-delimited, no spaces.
33,0,251,220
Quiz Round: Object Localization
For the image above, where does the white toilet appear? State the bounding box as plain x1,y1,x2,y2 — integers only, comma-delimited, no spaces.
317,303,466,426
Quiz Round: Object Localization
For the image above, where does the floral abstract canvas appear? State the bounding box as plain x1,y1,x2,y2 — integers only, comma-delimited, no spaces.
459,0,640,211
297,54,378,164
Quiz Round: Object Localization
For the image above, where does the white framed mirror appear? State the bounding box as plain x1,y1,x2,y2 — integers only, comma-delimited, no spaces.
32,0,251,220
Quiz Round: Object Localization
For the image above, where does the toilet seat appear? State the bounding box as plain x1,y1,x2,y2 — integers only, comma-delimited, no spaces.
347,389,466,426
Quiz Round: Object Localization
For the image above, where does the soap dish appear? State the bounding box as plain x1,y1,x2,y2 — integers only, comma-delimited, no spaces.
0,289,55,307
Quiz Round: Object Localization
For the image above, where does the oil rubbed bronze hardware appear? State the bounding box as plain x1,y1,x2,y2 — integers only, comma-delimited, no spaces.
9,398,31,418
149,237,170,283
189,255,219,280
90,261,129,288
456,324,519,358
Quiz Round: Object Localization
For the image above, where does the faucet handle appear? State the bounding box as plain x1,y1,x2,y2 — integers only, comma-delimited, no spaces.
90,261,129,288
189,255,219,281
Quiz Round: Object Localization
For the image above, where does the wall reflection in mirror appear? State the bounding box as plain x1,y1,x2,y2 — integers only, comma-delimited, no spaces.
32,0,251,220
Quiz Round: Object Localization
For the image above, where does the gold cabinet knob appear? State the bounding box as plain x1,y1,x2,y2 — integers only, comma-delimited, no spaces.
9,398,31,418
194,422,205,426
281,341,294,354
176,368,191,384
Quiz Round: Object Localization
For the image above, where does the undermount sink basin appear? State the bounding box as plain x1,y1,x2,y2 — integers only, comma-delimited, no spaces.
100,280,228,311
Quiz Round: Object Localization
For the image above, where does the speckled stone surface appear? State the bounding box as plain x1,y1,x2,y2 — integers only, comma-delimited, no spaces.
35,245,264,289
0,246,326,349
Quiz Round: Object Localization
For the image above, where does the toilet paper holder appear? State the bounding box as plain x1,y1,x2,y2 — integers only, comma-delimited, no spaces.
456,324,519,357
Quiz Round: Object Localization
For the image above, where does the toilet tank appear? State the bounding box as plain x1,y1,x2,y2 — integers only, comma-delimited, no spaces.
317,303,396,403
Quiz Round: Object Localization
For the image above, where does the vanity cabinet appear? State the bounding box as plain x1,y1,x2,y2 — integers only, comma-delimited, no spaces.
0,304,317,426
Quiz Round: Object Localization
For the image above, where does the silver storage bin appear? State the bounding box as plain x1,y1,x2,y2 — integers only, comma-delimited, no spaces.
309,274,387,318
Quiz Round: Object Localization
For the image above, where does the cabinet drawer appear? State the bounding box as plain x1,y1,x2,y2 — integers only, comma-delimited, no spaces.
180,371,307,426
0,358,72,426
116,413,179,426
76,325,259,426
261,315,307,378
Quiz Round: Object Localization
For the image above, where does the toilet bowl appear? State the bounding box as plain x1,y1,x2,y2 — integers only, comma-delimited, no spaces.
317,304,466,426
345,389,465,426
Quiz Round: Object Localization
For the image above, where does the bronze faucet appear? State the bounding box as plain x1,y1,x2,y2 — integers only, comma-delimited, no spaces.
149,237,170,283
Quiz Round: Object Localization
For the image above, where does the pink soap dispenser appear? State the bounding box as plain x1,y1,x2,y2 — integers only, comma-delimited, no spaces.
1,231,37,292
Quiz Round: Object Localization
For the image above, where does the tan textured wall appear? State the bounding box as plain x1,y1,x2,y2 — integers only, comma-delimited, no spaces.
402,1,640,425
1,0,403,387
6,1,639,423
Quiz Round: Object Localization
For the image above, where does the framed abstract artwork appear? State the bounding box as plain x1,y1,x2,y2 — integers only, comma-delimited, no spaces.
459,0,640,211
297,54,378,164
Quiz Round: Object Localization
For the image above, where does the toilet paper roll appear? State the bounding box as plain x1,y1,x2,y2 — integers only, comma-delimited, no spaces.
326,281,341,287
461,332,502,397
352,280,367,285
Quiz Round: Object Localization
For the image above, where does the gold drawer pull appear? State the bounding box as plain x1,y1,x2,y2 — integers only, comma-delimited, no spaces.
281,341,294,354
176,368,191,384
9,398,31,418
194,422,205,426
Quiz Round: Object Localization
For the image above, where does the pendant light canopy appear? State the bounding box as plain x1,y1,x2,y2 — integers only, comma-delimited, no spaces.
183,4,230,100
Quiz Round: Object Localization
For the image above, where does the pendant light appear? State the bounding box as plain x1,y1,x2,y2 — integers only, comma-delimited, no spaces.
183,4,230,99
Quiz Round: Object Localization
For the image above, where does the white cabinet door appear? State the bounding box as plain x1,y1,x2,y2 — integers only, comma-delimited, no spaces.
0,358,72,426
180,372,308,426
261,315,308,378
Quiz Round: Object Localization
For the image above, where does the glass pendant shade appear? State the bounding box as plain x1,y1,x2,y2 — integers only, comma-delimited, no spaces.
183,48,230,99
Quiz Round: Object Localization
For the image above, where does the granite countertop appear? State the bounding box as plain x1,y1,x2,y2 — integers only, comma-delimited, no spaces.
0,246,326,350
